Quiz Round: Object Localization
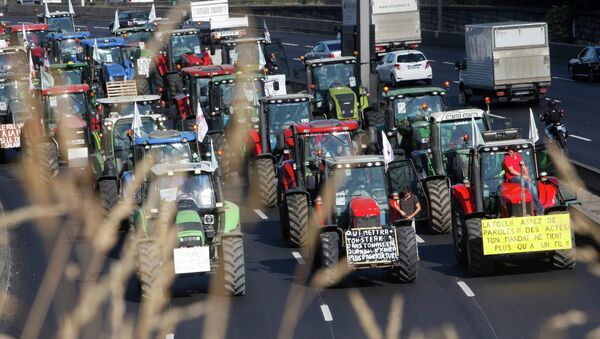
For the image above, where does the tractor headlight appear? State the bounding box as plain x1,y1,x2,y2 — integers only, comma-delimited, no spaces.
316,101,322,108
203,214,215,225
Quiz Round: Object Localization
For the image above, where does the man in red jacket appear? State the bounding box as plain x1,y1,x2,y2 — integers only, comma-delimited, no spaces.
503,145,543,214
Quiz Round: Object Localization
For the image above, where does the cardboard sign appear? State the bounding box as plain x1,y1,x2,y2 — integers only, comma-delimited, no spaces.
137,57,151,77
482,214,573,255
345,227,399,265
0,123,23,149
173,246,211,274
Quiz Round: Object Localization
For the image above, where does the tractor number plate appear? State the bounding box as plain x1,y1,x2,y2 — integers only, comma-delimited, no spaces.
173,246,211,274
345,227,399,265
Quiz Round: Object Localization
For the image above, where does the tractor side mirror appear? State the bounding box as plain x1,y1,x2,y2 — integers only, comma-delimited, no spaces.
306,175,316,191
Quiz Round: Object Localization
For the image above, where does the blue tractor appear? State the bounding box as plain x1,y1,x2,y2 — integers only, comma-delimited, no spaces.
46,31,91,64
80,37,136,99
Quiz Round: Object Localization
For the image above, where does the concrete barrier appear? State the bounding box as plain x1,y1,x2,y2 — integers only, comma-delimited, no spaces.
572,160,600,196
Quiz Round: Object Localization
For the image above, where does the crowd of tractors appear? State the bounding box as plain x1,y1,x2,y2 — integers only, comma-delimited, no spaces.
0,0,577,298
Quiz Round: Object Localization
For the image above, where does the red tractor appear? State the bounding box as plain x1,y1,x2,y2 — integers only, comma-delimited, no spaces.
8,24,48,69
451,129,576,275
278,119,361,247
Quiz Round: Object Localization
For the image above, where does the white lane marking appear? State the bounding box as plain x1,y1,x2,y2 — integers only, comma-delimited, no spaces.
304,45,313,48
442,61,455,65
416,235,425,243
293,58,304,62
320,304,333,321
452,80,460,84
254,209,268,220
570,134,592,142
93,26,108,30
291,251,305,264
487,113,507,119
457,281,475,297
166,334,174,339
429,59,436,62
282,42,299,47
552,76,575,82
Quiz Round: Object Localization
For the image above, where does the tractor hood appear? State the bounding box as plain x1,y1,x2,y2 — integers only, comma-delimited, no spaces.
328,86,358,120
182,53,204,67
103,63,127,80
349,196,381,228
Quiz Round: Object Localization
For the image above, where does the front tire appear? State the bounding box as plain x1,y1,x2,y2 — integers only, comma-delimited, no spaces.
425,178,452,234
210,134,231,179
394,226,418,283
589,68,597,83
548,211,576,270
286,194,308,247
568,66,575,80
99,179,119,217
451,198,467,265
466,218,494,276
36,142,59,185
221,237,245,296
317,231,340,287
252,158,277,208
136,240,163,299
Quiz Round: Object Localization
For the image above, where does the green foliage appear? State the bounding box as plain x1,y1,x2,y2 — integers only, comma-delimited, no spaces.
545,4,571,43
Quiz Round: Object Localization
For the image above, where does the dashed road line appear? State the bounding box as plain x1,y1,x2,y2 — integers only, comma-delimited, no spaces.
452,80,460,84
254,209,268,220
93,26,108,30
457,281,475,297
320,304,333,322
552,76,575,82
304,45,313,48
293,57,303,61
442,61,455,65
282,42,299,47
488,113,507,119
416,235,425,243
291,251,305,264
570,134,592,142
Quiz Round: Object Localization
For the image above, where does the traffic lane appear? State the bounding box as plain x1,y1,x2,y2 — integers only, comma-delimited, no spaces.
3,14,110,37
172,205,334,339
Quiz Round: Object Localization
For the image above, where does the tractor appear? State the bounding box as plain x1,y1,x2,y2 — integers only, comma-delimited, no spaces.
220,37,288,76
37,9,77,34
130,162,245,298
8,24,48,69
451,129,576,275
47,62,90,87
0,77,34,162
115,25,156,95
244,93,313,207
80,37,136,99
0,47,29,79
310,155,418,285
277,119,361,247
46,31,90,64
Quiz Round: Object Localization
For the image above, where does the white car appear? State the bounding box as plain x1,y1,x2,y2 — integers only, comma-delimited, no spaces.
376,50,432,86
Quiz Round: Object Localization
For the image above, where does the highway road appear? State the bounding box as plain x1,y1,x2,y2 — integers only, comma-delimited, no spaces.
1,12,600,339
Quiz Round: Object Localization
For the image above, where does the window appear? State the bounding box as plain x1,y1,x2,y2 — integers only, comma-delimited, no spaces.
156,173,215,208
385,53,394,63
585,48,597,59
315,44,326,53
326,42,341,51
397,53,426,63
577,48,588,58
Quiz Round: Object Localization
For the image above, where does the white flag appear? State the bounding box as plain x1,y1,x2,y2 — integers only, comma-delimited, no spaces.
21,24,28,48
132,103,143,137
113,9,120,33
68,0,75,15
28,51,35,90
92,39,101,63
210,139,219,169
381,131,394,165
263,19,271,44
196,102,208,142
148,4,157,23
44,0,50,17
470,117,485,147
528,108,539,143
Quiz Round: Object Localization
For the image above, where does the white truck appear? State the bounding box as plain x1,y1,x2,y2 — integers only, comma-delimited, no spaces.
342,0,421,57
456,22,551,105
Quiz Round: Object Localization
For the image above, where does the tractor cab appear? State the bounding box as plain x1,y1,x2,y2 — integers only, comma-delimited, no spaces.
9,24,49,66
38,12,76,34
115,26,155,59
47,62,89,86
209,72,265,131
0,77,30,119
0,77,33,153
305,56,368,122
221,37,288,76
0,47,29,78
132,129,197,166
46,31,90,64
157,29,205,73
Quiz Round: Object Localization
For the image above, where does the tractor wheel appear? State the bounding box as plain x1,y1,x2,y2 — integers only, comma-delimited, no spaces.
221,237,245,296
99,179,119,217
252,158,277,208
137,77,151,95
394,226,418,283
287,194,308,247
557,130,567,155
317,231,340,287
451,198,467,265
425,178,451,234
36,142,59,185
548,211,576,270
279,195,289,240
366,110,385,129
466,218,494,276
211,134,231,180
136,240,163,299
166,73,184,97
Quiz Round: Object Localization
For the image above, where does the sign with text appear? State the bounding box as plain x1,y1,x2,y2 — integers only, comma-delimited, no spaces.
173,246,211,274
0,123,23,149
482,214,572,255
345,227,399,265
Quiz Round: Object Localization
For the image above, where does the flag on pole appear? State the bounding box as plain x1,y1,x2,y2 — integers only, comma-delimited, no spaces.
196,101,208,142
21,24,28,48
44,0,50,17
263,19,271,44
132,103,143,137
529,108,539,143
112,9,120,33
381,131,394,166
28,51,35,90
92,39,101,63
210,139,219,169
68,0,75,15
148,4,157,23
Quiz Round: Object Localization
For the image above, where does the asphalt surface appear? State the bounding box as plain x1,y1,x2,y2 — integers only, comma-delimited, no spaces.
1,13,600,339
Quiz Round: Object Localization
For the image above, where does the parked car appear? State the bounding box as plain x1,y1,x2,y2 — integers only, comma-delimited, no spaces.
108,10,150,32
568,46,600,82
376,50,432,86
304,40,341,61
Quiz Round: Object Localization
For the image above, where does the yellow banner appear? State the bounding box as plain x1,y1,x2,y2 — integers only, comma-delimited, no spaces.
481,214,573,255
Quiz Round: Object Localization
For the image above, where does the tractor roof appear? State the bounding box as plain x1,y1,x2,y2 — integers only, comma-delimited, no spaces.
430,108,486,123
478,140,534,154
104,113,162,124
97,95,161,105
46,31,90,40
294,119,358,134
151,161,216,177
324,155,385,168
478,129,528,149
182,64,234,77
385,86,447,98
10,23,48,32
0,46,27,54
81,37,126,48
42,84,89,96
49,62,87,69
305,56,357,66
115,26,154,35
169,28,198,35
261,93,312,104
38,12,72,18
135,130,196,145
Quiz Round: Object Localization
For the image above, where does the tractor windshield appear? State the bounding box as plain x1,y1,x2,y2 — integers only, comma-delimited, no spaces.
109,102,155,116
124,31,152,45
312,62,357,92
392,94,444,124
0,82,24,112
170,34,201,64
47,16,75,33
268,102,310,135
230,42,266,68
156,173,215,208
332,165,389,214
439,119,486,153
96,47,124,64
50,68,84,85
16,31,46,48
8,100,31,123
303,132,352,162
57,39,83,60
194,78,210,108
0,52,28,76
112,117,156,151
44,92,88,126
144,142,192,164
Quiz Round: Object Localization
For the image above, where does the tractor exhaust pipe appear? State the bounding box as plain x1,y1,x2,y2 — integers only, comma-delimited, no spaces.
430,118,443,175
472,148,484,213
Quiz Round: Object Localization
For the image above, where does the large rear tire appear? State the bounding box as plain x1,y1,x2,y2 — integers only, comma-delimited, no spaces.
99,179,119,217
466,218,494,276
252,158,277,208
317,231,340,288
287,194,308,247
221,237,245,296
136,240,163,299
137,77,151,95
425,178,452,234
366,110,385,129
37,142,59,185
394,226,418,283
166,73,184,98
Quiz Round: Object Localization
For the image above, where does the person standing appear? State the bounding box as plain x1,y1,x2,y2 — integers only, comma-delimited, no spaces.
391,186,421,221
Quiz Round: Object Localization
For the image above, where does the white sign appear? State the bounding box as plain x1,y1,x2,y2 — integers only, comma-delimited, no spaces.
190,0,229,22
371,0,418,15
173,246,211,274
396,102,406,113
49,96,57,107
194,45,201,54
335,192,346,206
0,123,23,149
105,54,113,63
349,76,356,87
0,102,6,111
67,147,88,160
160,187,178,202
137,57,151,77
264,74,286,96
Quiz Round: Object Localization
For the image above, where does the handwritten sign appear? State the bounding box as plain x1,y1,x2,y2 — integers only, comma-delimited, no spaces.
173,246,211,274
482,214,573,255
0,123,23,149
137,57,151,77
345,227,399,265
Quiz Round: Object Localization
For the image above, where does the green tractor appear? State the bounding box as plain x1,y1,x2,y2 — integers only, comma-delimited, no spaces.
131,162,245,297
